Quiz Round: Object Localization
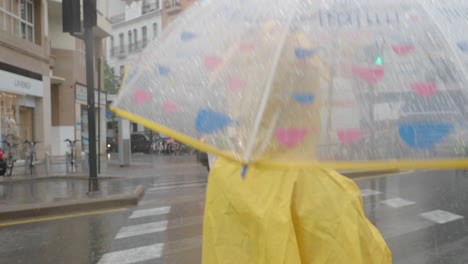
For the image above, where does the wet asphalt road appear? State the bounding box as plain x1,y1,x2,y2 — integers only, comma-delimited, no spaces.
1,156,468,263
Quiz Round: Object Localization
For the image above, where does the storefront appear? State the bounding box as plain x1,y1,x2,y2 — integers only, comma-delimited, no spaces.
0,68,42,159
75,83,107,154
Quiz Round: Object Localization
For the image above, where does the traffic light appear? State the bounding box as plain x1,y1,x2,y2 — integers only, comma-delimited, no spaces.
83,0,97,29
62,0,81,33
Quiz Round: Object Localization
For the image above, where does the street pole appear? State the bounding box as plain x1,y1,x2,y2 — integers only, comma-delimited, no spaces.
84,26,99,192
97,58,101,174
62,0,98,194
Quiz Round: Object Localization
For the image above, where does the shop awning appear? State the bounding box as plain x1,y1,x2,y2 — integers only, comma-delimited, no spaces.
51,76,65,85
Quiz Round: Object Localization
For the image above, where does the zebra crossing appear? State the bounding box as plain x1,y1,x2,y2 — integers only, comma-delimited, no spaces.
98,244,164,264
360,188,465,237
97,179,206,264
97,205,173,264
97,173,465,264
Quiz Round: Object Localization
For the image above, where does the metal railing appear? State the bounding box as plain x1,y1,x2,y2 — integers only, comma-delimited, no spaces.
142,2,161,14
110,13,125,24
164,0,181,9
110,40,149,58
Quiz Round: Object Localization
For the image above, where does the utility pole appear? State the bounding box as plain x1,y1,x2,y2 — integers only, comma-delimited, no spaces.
63,0,99,193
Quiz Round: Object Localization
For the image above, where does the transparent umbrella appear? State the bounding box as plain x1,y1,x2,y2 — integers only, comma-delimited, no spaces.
112,0,468,169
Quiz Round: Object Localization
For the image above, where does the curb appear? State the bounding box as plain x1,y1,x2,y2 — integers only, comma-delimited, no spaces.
0,185,145,222
341,169,401,178
0,175,122,183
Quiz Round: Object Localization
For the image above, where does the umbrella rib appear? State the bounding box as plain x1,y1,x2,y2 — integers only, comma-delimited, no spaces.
243,8,299,163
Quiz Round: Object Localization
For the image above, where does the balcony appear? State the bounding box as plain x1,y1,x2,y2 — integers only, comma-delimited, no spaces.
164,0,181,14
110,13,125,24
110,40,149,59
142,2,161,15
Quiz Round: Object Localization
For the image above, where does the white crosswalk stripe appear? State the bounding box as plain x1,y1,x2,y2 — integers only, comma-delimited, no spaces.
115,220,168,239
129,206,171,219
381,198,416,208
148,182,206,192
419,210,464,224
360,189,382,197
151,179,207,188
97,243,163,264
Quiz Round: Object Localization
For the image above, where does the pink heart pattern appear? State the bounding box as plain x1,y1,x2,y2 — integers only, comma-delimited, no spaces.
337,129,368,145
392,44,415,56
228,76,246,91
276,128,308,148
352,66,384,84
411,82,436,97
133,89,153,106
204,56,223,71
240,42,255,52
163,101,179,113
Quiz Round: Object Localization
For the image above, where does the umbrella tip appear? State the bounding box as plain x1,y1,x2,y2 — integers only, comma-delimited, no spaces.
241,165,248,180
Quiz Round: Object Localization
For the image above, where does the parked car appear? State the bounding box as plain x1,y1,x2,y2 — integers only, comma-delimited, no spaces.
106,137,117,153
131,133,151,153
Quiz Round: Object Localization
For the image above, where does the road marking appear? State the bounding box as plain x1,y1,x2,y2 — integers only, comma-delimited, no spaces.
97,243,163,264
353,170,415,181
152,179,207,188
105,162,201,172
140,193,205,206
148,182,206,192
360,189,382,197
381,198,416,208
115,220,168,239
129,206,171,219
0,208,128,227
420,210,464,224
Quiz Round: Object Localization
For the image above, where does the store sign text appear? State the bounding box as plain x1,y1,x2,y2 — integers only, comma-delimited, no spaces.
0,70,43,97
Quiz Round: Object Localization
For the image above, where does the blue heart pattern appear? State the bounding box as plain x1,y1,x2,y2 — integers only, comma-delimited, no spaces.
196,109,232,134
399,123,453,149
125,69,138,85
158,65,171,76
457,41,468,53
292,93,315,105
181,31,197,41
295,48,317,59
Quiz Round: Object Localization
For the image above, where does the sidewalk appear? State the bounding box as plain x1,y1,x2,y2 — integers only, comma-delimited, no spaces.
0,154,206,221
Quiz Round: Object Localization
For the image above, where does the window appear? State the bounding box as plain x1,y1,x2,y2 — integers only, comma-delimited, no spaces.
152,22,157,40
110,36,114,56
0,0,35,42
133,29,138,50
142,26,147,48
128,30,133,52
119,33,124,53
142,0,160,14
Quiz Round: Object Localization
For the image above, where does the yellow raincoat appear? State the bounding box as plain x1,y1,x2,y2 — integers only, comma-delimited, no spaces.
202,23,391,264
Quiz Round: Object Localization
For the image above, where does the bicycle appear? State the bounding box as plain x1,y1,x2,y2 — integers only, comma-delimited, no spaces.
24,140,39,176
65,139,79,171
2,141,18,177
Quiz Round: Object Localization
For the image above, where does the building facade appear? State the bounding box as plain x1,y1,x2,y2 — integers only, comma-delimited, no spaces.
0,0,51,161
107,0,163,135
162,0,194,28
48,0,111,157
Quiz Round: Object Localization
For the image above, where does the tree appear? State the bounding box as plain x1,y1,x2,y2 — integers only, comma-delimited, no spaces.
103,60,120,136
104,60,120,95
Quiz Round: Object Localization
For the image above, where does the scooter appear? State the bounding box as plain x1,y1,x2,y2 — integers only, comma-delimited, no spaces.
0,149,7,176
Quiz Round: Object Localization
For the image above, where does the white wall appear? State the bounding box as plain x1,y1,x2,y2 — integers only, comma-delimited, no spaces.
108,0,126,18
49,14,76,50
51,126,74,156
97,0,108,16
107,13,163,71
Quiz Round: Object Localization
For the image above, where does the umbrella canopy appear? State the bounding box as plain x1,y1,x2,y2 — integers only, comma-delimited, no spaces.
112,0,468,169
